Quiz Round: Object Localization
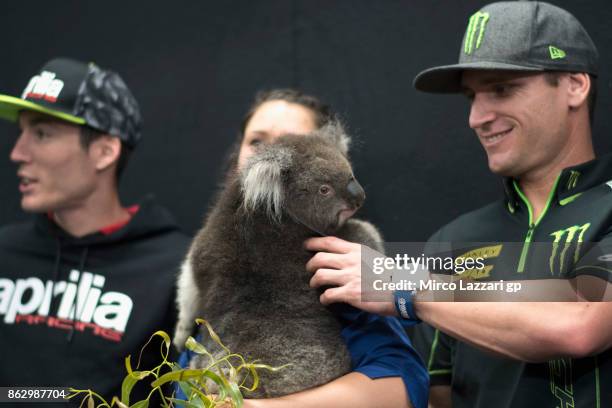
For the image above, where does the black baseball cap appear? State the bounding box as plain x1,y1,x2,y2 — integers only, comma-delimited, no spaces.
414,1,599,93
0,57,142,147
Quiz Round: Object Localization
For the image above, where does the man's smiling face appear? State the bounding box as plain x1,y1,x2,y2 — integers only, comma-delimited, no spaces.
461,70,572,178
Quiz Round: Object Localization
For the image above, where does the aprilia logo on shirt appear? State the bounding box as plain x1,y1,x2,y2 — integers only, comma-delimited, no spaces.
0,270,133,342
21,70,65,102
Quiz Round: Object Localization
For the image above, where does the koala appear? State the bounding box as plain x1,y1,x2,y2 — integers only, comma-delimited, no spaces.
174,122,383,397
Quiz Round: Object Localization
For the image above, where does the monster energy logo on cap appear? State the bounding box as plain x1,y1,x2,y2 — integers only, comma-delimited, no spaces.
413,2,599,94
464,11,490,55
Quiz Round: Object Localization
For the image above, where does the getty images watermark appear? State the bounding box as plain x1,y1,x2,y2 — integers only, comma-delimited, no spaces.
361,242,612,302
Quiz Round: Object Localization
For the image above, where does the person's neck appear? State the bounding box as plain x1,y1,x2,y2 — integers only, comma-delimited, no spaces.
51,186,129,238
517,131,594,222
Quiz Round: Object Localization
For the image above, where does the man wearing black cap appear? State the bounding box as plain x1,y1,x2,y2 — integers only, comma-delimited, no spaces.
0,58,189,404
305,2,612,407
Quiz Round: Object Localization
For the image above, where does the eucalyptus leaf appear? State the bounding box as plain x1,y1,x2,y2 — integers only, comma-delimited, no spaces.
195,319,230,355
151,369,210,388
177,380,193,401
121,370,151,405
136,330,171,369
130,399,149,408
69,320,288,408
185,336,213,359
114,401,129,408
166,397,205,408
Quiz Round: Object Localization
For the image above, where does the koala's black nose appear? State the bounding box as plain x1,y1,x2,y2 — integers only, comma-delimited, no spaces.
347,178,365,206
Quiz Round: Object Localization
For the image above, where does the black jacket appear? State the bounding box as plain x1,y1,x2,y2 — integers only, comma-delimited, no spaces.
414,154,612,408
0,198,190,405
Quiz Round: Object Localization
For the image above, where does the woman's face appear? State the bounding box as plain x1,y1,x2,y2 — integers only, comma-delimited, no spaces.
238,100,317,168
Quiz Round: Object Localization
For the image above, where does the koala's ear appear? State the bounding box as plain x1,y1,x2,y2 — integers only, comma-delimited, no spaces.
241,145,293,222
314,119,351,156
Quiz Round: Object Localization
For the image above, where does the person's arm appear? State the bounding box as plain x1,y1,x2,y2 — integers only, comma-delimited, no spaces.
416,300,612,362
243,373,410,408
242,305,428,408
428,385,451,408
305,236,612,363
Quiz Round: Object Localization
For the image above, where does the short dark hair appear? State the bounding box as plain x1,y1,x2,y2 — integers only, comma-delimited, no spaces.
239,89,333,137
543,72,597,124
79,126,132,182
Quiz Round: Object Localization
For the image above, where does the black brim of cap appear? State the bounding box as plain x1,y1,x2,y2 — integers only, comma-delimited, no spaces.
413,62,546,93
0,94,85,125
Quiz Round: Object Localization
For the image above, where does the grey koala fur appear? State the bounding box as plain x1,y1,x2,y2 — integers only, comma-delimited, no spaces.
174,122,383,397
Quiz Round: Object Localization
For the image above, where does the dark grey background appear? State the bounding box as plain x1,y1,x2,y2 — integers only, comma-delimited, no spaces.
0,1,610,241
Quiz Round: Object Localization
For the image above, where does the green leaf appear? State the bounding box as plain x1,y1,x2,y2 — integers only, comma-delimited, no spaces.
125,356,134,375
166,397,205,408
177,380,193,402
121,375,137,406
195,319,230,355
152,330,171,351
238,364,259,392
151,369,209,388
224,381,243,408
136,330,171,369
189,395,208,408
66,320,289,408
185,336,214,358
130,400,149,408
236,362,290,392
68,389,110,407
121,370,151,406
110,396,129,408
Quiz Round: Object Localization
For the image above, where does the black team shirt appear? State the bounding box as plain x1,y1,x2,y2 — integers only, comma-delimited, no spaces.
0,197,189,406
414,154,612,408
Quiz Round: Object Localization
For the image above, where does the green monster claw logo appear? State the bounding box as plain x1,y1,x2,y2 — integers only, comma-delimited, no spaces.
464,11,490,55
549,223,591,274
549,45,567,60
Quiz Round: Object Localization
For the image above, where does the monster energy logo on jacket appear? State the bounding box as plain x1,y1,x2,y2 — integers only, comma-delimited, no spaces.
549,223,591,274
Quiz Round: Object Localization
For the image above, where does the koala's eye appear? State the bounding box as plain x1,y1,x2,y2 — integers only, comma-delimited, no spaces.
319,185,333,196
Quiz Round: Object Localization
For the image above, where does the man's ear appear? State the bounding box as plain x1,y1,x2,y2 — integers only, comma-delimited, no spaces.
90,135,121,171
566,72,590,110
